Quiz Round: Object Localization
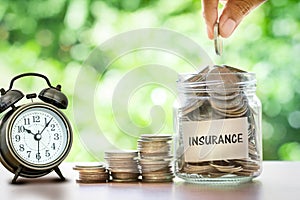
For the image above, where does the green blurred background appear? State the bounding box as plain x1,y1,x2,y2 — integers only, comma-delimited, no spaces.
0,0,299,161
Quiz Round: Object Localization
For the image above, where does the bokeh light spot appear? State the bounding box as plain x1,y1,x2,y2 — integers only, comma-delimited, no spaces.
151,88,167,105
288,111,300,129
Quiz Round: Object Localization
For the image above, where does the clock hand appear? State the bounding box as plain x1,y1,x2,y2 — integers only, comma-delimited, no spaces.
39,117,53,135
37,137,40,161
35,131,41,161
24,128,35,136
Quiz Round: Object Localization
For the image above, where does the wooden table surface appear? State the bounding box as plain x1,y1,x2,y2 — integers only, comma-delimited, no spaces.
0,161,299,200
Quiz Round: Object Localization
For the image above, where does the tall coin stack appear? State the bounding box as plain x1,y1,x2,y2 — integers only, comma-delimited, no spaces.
138,134,174,183
104,151,140,182
73,164,109,184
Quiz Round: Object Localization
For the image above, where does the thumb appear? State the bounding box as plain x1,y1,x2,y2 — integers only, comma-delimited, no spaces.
219,0,265,38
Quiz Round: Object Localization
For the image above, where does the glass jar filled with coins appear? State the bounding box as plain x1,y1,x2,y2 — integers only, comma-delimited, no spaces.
174,65,262,184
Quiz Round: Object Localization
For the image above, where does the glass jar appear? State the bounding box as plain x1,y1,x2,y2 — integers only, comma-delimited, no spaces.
174,65,262,184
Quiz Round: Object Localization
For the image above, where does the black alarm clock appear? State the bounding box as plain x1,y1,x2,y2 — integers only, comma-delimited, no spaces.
0,73,72,183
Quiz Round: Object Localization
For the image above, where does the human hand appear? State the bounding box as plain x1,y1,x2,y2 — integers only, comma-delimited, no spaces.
202,0,266,39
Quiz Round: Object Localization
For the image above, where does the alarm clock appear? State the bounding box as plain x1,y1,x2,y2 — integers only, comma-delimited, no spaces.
0,73,72,183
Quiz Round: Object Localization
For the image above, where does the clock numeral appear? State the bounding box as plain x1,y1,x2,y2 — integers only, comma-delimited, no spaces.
17,126,25,133
19,144,25,152
33,115,40,123
27,151,31,158
51,143,56,150
50,124,55,131
45,150,50,157
36,153,41,160
54,133,59,140
24,118,30,125
15,135,21,142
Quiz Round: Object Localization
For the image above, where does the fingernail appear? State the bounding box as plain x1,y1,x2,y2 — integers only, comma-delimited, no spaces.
207,27,214,40
221,18,236,38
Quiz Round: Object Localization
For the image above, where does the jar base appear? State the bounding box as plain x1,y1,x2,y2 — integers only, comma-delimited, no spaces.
176,173,253,185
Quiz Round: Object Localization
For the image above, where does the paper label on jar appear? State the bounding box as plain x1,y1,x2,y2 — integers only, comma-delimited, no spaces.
182,117,249,162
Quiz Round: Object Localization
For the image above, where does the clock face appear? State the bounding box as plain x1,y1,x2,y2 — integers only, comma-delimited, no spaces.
8,105,70,167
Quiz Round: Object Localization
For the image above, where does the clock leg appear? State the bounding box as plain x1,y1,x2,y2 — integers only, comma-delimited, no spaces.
12,165,22,184
54,166,65,181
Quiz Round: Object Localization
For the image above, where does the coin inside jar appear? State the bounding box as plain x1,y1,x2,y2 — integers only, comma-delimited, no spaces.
214,22,223,56
175,65,262,183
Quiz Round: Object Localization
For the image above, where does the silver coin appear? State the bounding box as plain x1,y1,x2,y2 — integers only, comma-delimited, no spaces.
104,150,138,158
208,172,229,178
140,153,171,158
210,95,244,110
210,164,243,173
111,172,140,180
138,141,170,146
209,91,240,101
213,107,248,118
140,134,173,141
109,168,140,173
106,160,138,165
73,164,107,173
214,23,223,56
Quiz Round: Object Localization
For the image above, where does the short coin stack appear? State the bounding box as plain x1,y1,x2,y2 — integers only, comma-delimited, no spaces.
73,164,109,183
104,151,140,182
138,134,174,183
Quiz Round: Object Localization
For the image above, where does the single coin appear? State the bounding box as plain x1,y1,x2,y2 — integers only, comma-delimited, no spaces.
73,165,107,173
210,95,244,110
104,150,138,158
109,168,140,173
111,172,140,180
182,164,215,174
79,173,109,181
214,23,223,56
76,179,107,184
141,166,172,173
234,171,253,177
142,174,174,180
181,99,206,116
208,172,229,178
139,134,173,141
142,178,173,183
142,172,174,178
111,178,140,183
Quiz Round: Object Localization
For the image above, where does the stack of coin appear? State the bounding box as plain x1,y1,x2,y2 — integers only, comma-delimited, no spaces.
206,66,248,118
138,134,174,183
178,65,261,178
73,164,109,184
180,159,260,178
104,150,140,182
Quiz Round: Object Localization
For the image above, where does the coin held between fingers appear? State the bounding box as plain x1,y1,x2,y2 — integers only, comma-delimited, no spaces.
214,23,223,56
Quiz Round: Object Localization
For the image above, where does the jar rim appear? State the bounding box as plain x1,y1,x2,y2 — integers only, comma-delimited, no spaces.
177,72,256,93
178,72,256,77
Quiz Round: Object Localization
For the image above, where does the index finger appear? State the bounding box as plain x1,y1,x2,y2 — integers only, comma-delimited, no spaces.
202,0,220,40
